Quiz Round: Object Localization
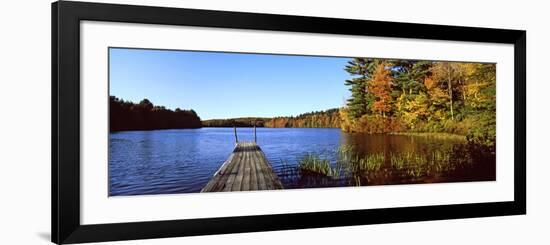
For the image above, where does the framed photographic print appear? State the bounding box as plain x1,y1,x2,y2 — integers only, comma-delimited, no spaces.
52,1,526,244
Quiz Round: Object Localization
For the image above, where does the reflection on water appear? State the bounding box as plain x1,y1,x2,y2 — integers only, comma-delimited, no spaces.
285,133,495,189
109,128,495,196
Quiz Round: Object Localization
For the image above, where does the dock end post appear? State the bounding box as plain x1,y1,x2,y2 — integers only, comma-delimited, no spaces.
234,126,238,143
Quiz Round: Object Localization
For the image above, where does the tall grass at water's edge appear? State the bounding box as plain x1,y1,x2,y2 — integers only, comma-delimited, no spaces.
348,153,385,172
298,144,460,180
298,154,339,177
298,145,384,178
389,150,456,178
390,132,467,141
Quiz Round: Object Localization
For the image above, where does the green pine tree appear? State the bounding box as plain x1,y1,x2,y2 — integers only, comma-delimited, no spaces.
344,58,378,119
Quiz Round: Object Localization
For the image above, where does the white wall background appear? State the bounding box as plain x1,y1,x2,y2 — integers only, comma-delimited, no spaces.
0,0,547,244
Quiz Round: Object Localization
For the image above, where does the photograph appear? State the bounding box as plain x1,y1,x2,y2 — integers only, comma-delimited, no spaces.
108,47,496,196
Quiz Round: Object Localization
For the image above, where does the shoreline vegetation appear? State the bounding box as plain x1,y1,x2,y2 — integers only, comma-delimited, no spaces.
110,58,495,153
338,59,495,151
389,132,467,141
296,144,471,182
201,108,340,128
109,96,201,132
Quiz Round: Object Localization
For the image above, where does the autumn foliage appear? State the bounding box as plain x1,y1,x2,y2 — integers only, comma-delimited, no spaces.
264,109,341,128
341,59,496,149
369,62,393,117
201,109,341,128
109,57,496,151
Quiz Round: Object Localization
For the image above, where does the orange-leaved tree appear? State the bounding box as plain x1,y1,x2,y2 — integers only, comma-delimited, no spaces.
368,62,393,117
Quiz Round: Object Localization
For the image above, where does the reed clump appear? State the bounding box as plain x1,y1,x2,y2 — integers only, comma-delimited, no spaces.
298,144,458,181
349,153,385,172
298,154,339,177
389,150,453,178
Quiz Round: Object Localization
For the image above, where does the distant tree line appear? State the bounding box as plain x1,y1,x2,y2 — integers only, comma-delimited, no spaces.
110,96,202,132
264,109,341,128
200,109,340,128
202,118,267,127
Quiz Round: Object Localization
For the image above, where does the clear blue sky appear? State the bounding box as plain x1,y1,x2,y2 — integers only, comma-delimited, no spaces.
109,48,351,120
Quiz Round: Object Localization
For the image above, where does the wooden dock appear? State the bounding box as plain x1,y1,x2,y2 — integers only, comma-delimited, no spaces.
201,141,283,192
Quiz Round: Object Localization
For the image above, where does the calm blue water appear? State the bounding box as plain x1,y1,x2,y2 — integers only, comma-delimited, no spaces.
109,127,494,196
109,128,341,195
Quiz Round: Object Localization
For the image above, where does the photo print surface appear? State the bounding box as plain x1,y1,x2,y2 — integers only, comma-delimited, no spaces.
108,47,496,196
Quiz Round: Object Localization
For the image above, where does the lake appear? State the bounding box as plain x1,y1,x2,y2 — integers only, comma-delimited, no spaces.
109,127,495,196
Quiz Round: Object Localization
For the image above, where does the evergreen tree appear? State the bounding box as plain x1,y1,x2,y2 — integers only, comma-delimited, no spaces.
343,58,377,119
339,58,496,148
392,60,432,96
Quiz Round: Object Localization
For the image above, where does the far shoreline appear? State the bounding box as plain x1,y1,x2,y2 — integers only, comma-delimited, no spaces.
110,127,467,141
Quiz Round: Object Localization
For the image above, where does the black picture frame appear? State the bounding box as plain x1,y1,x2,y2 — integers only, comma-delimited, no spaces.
52,1,526,244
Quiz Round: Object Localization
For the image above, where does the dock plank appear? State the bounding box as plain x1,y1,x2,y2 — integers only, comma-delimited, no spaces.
201,152,236,192
241,151,252,191
222,149,241,191
201,141,283,192
261,151,283,189
249,148,259,191
260,152,275,190
231,145,247,191
253,147,267,190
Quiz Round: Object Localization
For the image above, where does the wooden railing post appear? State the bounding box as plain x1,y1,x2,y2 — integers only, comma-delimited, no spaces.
254,125,257,143
234,126,238,143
